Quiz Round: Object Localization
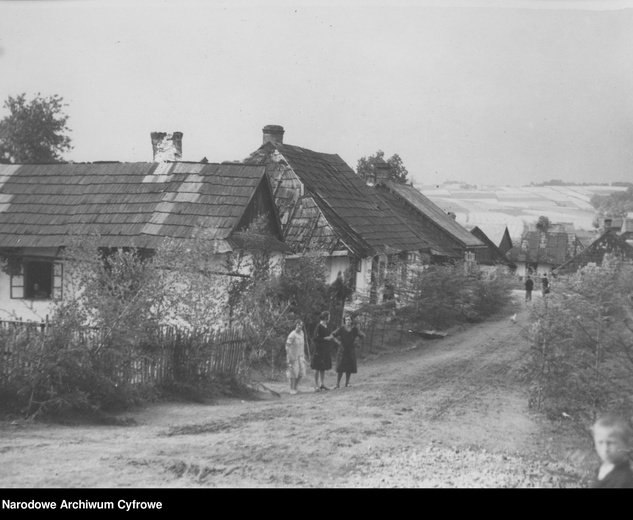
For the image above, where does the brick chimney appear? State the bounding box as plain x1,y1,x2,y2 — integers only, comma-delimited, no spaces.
151,132,183,162
604,218,612,232
375,158,392,185
262,125,284,145
366,157,391,187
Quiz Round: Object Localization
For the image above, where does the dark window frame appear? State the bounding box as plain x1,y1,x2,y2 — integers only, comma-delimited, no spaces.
10,259,63,300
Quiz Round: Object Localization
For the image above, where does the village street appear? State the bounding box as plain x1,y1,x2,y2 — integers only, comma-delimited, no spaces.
0,291,596,488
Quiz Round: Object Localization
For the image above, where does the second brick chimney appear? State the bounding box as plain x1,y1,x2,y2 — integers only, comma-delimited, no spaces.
262,125,284,145
151,132,183,162
374,158,392,185
366,157,392,187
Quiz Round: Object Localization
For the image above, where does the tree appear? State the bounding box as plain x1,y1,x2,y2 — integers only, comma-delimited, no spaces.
535,216,551,232
0,93,72,164
524,259,633,423
356,150,409,184
590,187,633,218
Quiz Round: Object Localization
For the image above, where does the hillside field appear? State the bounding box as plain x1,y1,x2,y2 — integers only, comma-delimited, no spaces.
417,184,628,241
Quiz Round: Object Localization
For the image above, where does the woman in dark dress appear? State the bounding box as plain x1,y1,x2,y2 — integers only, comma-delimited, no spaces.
332,315,365,388
311,311,334,392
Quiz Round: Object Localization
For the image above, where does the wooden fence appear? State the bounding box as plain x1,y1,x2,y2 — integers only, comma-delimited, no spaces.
353,314,414,353
0,319,49,381
0,319,247,385
130,325,246,384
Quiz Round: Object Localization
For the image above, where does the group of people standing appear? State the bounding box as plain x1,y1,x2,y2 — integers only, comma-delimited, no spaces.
284,311,365,394
524,273,551,302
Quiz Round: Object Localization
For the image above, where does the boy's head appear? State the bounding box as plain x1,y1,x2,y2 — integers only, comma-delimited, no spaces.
592,415,632,465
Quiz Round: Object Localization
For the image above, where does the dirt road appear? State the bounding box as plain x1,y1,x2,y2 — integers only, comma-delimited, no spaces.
0,292,595,488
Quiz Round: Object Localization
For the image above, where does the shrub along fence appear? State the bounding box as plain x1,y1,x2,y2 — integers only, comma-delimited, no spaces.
0,319,246,386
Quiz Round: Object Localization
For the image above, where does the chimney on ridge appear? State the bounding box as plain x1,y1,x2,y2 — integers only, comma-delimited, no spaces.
374,158,392,185
366,157,391,187
604,218,612,232
151,132,183,162
262,125,284,145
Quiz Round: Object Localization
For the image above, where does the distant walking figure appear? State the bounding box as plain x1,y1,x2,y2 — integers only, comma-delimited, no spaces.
541,274,550,296
311,311,334,392
332,315,365,388
524,275,534,302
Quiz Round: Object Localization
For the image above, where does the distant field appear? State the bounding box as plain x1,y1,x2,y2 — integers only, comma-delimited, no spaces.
416,184,627,240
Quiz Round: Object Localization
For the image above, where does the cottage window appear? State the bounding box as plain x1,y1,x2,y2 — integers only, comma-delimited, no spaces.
11,260,63,300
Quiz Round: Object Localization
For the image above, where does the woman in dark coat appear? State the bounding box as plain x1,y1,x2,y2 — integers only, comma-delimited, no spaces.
332,315,365,388
311,311,334,391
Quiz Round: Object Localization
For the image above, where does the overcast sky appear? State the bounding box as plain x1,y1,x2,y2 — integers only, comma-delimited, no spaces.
1,0,632,186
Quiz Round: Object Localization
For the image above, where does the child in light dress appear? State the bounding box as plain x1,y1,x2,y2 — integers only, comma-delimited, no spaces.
285,319,307,395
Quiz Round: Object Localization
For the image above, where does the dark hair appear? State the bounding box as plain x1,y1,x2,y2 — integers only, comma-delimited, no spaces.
319,311,330,321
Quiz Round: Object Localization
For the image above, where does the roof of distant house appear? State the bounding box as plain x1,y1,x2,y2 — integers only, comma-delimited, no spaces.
554,229,633,274
598,217,633,234
464,225,516,267
507,227,584,265
463,223,511,250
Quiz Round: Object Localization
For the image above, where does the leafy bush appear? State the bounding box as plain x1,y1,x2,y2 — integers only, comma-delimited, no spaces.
522,258,633,423
394,262,514,329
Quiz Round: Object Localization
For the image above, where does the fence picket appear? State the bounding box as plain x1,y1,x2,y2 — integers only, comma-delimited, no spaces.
0,319,248,386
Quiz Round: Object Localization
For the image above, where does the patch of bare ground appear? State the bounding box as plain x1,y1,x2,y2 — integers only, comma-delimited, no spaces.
0,291,597,488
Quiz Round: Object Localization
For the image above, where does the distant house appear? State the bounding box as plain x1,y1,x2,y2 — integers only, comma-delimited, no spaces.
507,223,585,278
469,224,514,255
554,223,633,275
0,136,287,321
596,216,633,243
464,225,516,269
244,125,450,303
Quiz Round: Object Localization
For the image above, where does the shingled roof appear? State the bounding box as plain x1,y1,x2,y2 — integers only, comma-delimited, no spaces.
376,182,485,249
372,186,458,258
507,228,584,265
464,225,516,267
553,229,633,274
247,142,432,258
0,162,285,251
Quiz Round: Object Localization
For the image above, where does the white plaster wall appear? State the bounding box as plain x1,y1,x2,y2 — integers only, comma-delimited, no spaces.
0,249,282,326
325,256,350,284
270,251,284,276
355,258,372,296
